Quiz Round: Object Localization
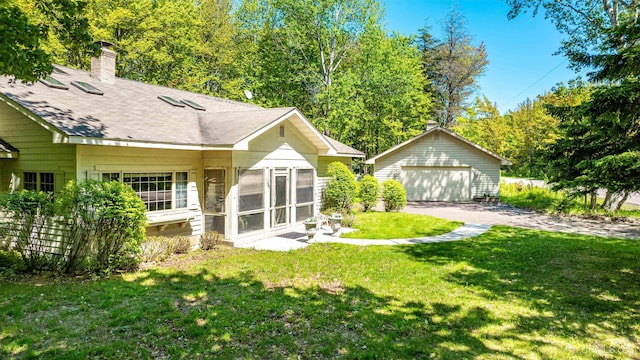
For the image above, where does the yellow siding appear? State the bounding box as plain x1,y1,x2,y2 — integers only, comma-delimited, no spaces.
77,145,204,235
0,102,76,192
374,132,501,199
233,120,318,169
317,156,353,177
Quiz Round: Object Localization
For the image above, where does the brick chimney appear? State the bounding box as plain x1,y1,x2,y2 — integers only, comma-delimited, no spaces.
90,41,116,84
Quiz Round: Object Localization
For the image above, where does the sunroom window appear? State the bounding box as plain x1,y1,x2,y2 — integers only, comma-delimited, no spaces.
238,169,264,234
295,169,314,222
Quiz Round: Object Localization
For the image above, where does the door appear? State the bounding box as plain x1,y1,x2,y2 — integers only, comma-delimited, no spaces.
400,166,471,201
204,169,226,234
271,170,290,227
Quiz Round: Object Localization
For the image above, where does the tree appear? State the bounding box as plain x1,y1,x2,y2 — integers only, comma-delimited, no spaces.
546,79,640,210
0,0,96,82
419,8,488,128
506,0,639,75
87,0,201,87
453,96,509,156
323,26,430,157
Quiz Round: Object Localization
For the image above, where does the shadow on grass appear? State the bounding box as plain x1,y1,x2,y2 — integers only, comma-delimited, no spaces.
5,265,519,359
397,226,640,357
3,228,640,359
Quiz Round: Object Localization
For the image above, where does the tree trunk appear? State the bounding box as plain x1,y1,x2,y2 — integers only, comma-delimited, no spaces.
614,190,630,211
602,190,613,210
590,192,598,210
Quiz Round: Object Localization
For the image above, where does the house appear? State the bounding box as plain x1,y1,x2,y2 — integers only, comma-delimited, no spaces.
365,121,510,202
0,43,363,245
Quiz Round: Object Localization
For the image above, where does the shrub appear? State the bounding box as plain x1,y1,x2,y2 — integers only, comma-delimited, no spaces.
0,191,61,271
358,175,380,211
172,236,191,254
56,180,147,273
381,180,407,212
141,237,174,262
142,235,192,262
200,231,221,250
323,162,357,213
341,214,357,228
0,180,147,274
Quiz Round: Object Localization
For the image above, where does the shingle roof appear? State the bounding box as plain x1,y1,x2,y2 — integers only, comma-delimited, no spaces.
0,65,361,157
322,135,365,157
199,108,296,146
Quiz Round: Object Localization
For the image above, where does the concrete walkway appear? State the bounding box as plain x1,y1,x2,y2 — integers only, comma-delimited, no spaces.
235,223,490,251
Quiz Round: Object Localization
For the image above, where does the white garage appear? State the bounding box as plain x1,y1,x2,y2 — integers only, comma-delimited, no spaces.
400,166,471,201
365,123,511,202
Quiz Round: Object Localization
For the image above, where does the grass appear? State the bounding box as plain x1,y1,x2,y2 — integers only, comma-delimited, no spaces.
500,182,640,219
2,226,640,359
341,212,463,239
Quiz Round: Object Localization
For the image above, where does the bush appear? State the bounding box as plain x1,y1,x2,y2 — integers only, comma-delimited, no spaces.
56,180,147,273
341,214,357,228
323,162,357,213
142,235,191,262
141,237,173,262
172,236,191,254
358,175,380,211
0,180,147,274
381,180,407,212
200,231,221,250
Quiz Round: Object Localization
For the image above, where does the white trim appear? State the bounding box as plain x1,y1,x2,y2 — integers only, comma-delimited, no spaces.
64,136,232,151
233,108,335,154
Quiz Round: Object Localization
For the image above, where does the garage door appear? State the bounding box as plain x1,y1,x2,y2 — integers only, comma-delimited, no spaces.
400,167,471,201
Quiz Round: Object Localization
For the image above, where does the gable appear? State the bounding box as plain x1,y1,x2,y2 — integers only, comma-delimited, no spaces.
366,128,510,166
399,131,504,167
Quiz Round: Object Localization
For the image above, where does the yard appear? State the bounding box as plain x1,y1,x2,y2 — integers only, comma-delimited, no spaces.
2,226,639,359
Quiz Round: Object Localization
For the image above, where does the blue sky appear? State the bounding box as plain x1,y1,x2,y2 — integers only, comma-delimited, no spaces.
382,0,585,113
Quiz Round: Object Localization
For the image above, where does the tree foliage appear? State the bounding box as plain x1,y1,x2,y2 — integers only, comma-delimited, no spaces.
506,0,639,76
419,9,488,127
0,0,97,81
546,78,640,209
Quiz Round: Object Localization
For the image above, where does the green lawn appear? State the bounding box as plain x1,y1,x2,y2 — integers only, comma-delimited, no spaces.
501,182,640,218
341,212,463,239
2,226,640,359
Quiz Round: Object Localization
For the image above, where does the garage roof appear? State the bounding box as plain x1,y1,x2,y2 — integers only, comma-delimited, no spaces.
365,127,511,166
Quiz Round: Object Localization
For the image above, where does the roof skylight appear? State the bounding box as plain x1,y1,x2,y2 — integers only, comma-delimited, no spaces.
39,76,68,90
181,99,206,111
71,81,104,95
158,95,185,107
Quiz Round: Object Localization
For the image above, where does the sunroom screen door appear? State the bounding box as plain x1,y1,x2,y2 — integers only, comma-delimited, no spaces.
271,170,289,227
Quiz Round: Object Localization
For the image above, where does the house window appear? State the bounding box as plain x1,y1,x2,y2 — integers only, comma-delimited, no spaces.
103,171,188,212
40,173,54,193
102,173,120,182
23,172,37,191
175,172,188,209
295,169,314,222
238,169,264,234
23,172,54,192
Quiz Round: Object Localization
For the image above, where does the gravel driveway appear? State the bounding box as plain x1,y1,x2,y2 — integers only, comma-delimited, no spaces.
405,202,640,239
